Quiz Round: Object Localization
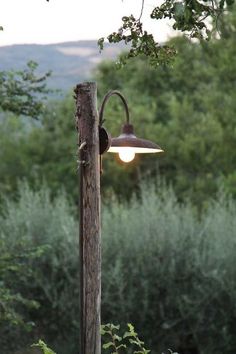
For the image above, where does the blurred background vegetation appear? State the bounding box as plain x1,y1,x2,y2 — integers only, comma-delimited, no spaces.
0,6,236,354
1,183,236,354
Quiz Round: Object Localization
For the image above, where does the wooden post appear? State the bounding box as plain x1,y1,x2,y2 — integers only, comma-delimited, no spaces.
74,82,101,354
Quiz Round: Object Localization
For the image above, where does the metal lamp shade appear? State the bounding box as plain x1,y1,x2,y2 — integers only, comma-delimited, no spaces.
108,123,164,154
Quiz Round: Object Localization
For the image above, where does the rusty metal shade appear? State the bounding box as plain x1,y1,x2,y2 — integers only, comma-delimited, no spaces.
108,123,163,154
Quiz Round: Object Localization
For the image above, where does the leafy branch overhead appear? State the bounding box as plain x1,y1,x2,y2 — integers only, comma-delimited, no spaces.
98,0,235,66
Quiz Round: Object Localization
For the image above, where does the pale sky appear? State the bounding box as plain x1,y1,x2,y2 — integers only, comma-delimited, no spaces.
0,0,173,46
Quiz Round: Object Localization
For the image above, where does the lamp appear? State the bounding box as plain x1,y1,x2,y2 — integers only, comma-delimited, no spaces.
99,90,163,162
75,83,164,354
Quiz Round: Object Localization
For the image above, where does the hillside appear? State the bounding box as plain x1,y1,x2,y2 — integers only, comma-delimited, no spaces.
0,40,125,93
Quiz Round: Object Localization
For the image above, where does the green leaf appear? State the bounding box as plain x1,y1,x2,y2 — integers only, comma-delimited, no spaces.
129,339,143,346
123,331,134,338
103,342,114,349
32,340,56,354
110,324,120,330
127,323,135,332
117,344,127,350
114,334,122,341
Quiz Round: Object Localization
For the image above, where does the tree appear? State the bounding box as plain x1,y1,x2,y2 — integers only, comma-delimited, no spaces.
95,7,236,203
98,0,235,66
0,33,51,345
1,6,236,204
0,94,77,199
0,61,51,119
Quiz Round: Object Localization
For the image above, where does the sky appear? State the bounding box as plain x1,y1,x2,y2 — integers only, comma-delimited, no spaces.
0,0,173,46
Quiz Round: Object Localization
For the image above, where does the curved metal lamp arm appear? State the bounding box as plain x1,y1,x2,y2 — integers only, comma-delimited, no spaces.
99,90,130,126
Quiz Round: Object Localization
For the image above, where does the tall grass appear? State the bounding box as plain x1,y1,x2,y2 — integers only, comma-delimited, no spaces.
0,182,236,354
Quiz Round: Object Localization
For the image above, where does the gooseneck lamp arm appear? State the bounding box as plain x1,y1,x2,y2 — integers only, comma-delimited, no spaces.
99,89,163,162
99,90,130,126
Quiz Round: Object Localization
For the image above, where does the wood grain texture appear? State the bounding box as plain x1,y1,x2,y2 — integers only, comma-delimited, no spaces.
74,82,101,354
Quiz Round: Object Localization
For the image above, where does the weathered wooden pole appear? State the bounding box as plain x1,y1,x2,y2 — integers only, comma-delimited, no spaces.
74,82,101,354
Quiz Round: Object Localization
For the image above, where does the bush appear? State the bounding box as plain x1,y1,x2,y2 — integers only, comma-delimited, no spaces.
102,184,236,353
0,182,79,354
1,182,236,354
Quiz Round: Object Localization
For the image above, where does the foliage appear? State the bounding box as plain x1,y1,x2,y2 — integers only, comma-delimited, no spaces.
0,61,51,119
32,324,152,354
0,245,41,327
101,323,151,354
1,182,236,354
32,340,56,354
98,15,176,68
0,95,77,199
95,8,236,204
0,182,78,354
0,207,45,352
0,185,48,329
1,9,236,205
99,0,235,66
102,183,236,354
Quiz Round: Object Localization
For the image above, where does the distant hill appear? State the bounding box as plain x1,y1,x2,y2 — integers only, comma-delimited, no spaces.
0,40,125,93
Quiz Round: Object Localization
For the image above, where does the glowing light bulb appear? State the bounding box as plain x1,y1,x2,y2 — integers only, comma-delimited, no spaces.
118,149,135,163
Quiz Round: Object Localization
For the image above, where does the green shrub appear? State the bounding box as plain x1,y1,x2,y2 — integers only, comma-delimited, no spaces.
101,323,151,354
0,182,79,353
32,324,154,354
102,184,236,353
1,182,236,354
